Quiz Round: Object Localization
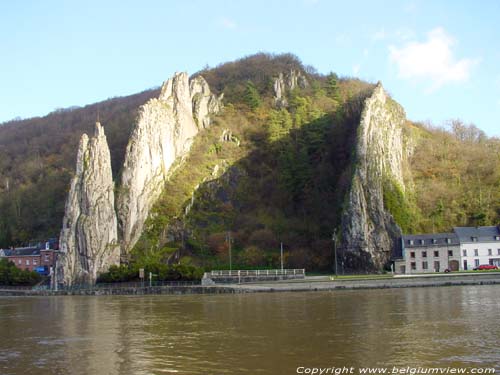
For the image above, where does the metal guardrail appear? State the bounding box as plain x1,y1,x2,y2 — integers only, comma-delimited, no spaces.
208,269,305,277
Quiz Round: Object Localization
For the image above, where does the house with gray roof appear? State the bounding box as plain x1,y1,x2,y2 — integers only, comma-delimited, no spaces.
453,226,500,270
393,226,500,274
393,232,461,274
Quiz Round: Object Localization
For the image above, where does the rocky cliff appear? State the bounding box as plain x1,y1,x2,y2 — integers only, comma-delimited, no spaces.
273,70,308,107
57,122,119,285
341,83,407,270
118,72,221,255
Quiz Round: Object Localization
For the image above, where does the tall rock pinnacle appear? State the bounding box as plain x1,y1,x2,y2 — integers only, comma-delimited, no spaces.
118,72,221,255
57,122,119,285
341,83,406,270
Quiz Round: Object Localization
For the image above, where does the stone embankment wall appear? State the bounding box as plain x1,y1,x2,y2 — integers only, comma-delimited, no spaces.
2,273,500,296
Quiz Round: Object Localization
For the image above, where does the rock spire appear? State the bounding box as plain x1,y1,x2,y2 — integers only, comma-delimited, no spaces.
57,122,119,285
118,72,221,255
341,83,407,270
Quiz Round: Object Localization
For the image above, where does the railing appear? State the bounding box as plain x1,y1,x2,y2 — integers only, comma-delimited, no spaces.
208,269,305,277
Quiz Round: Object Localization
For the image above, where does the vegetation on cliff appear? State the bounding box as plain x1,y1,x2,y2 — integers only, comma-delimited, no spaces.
1,53,499,272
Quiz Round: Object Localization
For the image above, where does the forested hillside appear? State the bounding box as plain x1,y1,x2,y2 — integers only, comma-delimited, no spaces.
1,53,499,273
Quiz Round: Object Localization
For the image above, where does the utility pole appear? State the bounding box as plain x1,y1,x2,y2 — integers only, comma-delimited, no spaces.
332,229,338,276
226,231,232,272
280,242,284,273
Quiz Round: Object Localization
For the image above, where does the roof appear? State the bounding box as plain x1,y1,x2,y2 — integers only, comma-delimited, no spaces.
0,247,40,257
453,226,500,244
402,232,460,248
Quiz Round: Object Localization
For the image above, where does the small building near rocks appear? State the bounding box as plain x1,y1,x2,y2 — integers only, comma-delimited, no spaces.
393,226,500,274
0,239,59,274
393,232,461,274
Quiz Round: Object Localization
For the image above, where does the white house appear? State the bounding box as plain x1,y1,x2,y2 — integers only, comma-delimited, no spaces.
454,226,500,270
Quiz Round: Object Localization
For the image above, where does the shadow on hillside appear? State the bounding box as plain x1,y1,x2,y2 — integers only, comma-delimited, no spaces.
175,93,371,271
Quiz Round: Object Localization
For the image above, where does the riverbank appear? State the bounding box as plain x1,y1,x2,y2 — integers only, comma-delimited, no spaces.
2,272,500,296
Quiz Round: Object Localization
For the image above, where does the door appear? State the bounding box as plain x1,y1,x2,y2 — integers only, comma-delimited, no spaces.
449,260,459,271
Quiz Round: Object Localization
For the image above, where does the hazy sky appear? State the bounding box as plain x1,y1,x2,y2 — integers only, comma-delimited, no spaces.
1,0,499,136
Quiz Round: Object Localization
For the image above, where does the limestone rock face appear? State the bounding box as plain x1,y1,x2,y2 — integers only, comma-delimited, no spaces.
190,75,223,128
118,72,221,254
341,83,406,270
57,122,119,285
273,70,308,107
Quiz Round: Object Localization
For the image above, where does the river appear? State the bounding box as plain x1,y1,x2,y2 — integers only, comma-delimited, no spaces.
1,285,499,374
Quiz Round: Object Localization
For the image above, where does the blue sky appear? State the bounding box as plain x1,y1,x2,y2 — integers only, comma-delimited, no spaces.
1,0,499,136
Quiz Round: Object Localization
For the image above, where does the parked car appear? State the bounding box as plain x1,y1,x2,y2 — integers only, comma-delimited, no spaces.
473,264,498,271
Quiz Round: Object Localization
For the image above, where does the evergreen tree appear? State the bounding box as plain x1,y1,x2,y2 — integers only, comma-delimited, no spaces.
243,81,262,110
326,73,340,101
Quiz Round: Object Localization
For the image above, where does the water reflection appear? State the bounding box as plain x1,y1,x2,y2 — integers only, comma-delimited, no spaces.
0,285,499,375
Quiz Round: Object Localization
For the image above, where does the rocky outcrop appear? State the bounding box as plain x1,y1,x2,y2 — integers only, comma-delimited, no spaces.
57,122,119,285
341,83,407,270
118,72,221,255
190,76,223,128
273,70,308,107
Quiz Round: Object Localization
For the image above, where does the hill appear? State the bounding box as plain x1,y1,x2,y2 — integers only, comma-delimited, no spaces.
1,53,499,275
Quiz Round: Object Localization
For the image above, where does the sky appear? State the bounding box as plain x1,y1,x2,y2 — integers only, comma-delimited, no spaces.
1,0,499,136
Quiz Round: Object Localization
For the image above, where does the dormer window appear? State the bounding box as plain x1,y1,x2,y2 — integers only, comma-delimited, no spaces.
409,240,414,245
420,239,425,245
471,237,478,242
432,239,437,244
446,238,451,244
495,236,500,241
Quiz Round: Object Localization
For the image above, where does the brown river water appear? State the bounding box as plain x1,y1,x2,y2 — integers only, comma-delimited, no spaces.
1,285,499,375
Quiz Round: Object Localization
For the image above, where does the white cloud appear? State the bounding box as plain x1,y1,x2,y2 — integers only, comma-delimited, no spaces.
389,27,480,91
219,17,237,29
363,48,369,57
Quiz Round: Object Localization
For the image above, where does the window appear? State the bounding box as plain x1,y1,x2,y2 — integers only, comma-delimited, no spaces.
497,249,500,256
26,259,30,266
463,249,467,257
420,239,425,245
475,259,480,267
409,239,414,245
410,252,415,259
422,251,427,258
446,238,451,244
488,249,492,256
33,259,37,265
448,250,453,257
45,255,50,261
495,236,500,241
474,249,479,256
434,251,439,257
411,262,416,270
422,261,428,270
18,259,21,265
472,237,478,242
432,239,437,244
434,261,440,272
